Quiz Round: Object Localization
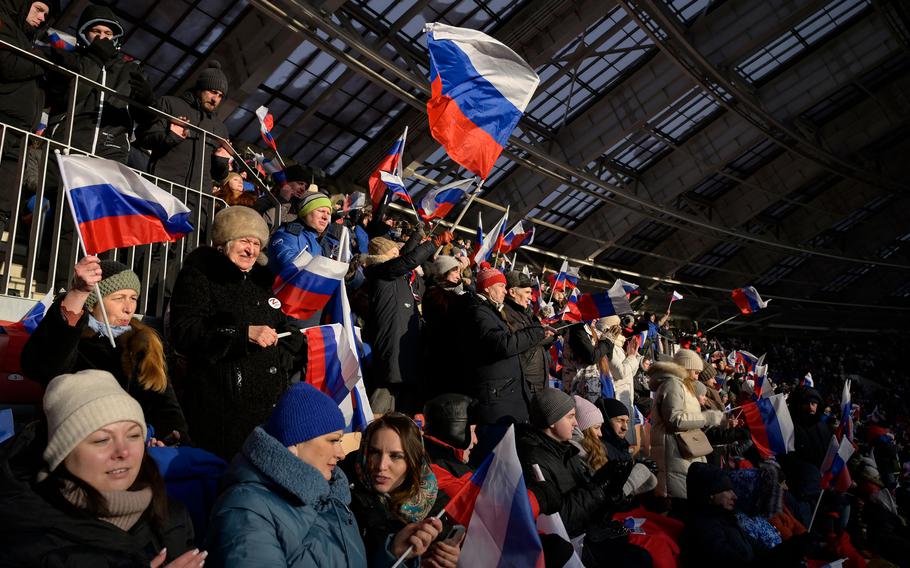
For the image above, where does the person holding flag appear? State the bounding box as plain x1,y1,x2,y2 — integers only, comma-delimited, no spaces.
501,270,552,397
786,386,834,469
169,207,305,459
362,226,454,415
22,256,188,444
269,192,340,275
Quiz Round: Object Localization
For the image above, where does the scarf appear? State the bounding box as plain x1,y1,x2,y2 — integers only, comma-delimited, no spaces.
87,314,132,339
61,479,153,531
356,454,439,524
423,434,467,465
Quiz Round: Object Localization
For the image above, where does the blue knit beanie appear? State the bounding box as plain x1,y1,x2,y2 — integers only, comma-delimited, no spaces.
266,383,345,446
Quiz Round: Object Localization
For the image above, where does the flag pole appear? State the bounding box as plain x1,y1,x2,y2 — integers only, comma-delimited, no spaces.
706,313,741,333
61,174,116,348
390,509,448,568
807,489,825,532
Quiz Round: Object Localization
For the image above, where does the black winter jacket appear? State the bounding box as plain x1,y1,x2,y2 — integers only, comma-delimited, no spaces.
168,247,304,459
501,298,550,395
0,0,46,129
0,423,195,568
21,297,188,439
362,231,435,387
681,505,754,566
515,425,609,538
136,91,229,192
420,282,464,398
602,427,634,465
460,294,545,426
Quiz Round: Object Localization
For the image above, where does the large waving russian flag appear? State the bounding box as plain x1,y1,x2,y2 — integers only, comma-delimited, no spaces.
272,250,348,321
577,280,633,320
445,425,544,567
417,178,475,221
425,23,540,179
732,286,770,314
742,394,795,458
368,128,407,210
58,155,193,255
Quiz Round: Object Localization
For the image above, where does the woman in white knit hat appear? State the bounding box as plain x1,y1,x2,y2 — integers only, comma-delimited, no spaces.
0,370,200,567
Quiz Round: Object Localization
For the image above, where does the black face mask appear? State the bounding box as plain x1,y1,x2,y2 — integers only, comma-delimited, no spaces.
87,37,117,61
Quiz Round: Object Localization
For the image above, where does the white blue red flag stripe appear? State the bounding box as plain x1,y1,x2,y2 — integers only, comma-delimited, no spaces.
417,178,474,221
272,250,348,321
615,278,640,296
732,286,770,314
43,28,77,51
838,379,853,443
445,425,544,567
425,23,539,179
369,128,407,210
255,106,278,151
379,171,413,205
497,219,534,254
577,280,633,320
472,208,508,266
742,394,795,458
0,290,53,373
820,435,855,491
343,192,367,212
671,290,684,303
58,155,193,255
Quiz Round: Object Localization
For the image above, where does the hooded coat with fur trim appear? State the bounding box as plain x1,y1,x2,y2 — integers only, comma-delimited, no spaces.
22,296,188,439
168,246,304,459
207,426,390,568
648,361,723,498
362,230,435,389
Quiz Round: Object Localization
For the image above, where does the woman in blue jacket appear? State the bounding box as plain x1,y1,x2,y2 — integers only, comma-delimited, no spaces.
206,383,440,567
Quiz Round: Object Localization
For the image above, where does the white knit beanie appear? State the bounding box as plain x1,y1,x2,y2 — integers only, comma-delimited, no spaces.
43,370,146,472
673,349,704,372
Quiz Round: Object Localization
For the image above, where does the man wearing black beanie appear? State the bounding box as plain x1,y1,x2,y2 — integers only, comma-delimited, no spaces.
137,60,231,195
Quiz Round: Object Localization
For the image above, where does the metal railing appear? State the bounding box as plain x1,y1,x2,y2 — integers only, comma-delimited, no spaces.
0,37,281,315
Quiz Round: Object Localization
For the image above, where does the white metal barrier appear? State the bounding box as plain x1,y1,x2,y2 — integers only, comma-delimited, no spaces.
0,37,280,316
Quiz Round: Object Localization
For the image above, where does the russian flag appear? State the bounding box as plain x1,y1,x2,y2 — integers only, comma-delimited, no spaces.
670,290,684,303
737,350,760,375
0,290,54,374
731,286,770,315
343,191,367,212
272,250,348,321
36,111,48,136
45,28,77,51
820,435,855,491
637,330,648,351
802,372,814,387
379,171,413,205
253,152,286,185
837,379,853,443
753,358,771,399
548,260,579,292
615,278,640,297
57,155,193,255
444,425,544,567
549,338,563,376
417,178,474,221
424,23,540,180
472,208,508,266
255,106,278,152
368,128,407,210
497,220,534,254
561,289,582,323
742,394,796,458
576,280,633,321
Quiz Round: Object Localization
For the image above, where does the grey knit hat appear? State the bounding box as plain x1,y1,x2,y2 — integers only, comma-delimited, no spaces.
43,370,146,471
529,388,576,429
85,261,141,311
432,255,460,280
674,349,704,372
194,61,229,95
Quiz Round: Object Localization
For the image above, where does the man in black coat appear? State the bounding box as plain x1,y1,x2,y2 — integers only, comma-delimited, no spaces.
501,270,551,396
788,386,833,468
136,61,230,194
44,5,154,161
461,265,548,427
362,227,452,414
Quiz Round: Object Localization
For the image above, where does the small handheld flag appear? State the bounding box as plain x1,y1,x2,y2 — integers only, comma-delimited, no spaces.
742,394,796,458
417,178,474,222
368,128,407,210
670,291,683,303
731,286,770,314
255,105,278,152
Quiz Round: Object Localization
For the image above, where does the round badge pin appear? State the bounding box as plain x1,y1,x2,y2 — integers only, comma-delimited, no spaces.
268,297,282,309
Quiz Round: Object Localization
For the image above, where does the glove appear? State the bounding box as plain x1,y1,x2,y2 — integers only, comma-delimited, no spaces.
527,479,562,516
622,463,658,496
636,456,659,475
432,231,454,247
87,37,117,62
592,459,634,496
703,409,725,428
129,70,155,106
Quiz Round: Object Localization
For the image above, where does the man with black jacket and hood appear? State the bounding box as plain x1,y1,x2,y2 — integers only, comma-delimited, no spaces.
44,5,155,161
501,270,551,396
136,60,230,194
